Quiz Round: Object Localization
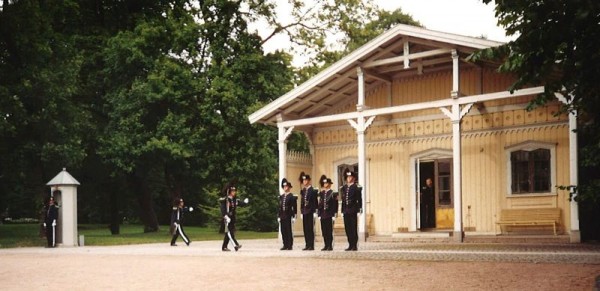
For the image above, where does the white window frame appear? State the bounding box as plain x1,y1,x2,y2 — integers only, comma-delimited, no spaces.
505,140,556,196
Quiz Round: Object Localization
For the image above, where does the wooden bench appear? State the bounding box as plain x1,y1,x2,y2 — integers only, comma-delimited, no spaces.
496,208,561,235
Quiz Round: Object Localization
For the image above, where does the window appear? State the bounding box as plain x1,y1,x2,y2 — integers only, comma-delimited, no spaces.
506,141,555,195
437,160,452,205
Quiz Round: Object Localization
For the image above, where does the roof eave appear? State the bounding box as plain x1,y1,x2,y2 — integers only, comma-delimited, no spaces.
248,24,505,125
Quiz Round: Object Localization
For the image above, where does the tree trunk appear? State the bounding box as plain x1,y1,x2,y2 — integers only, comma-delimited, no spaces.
164,165,183,203
109,190,120,235
128,172,159,232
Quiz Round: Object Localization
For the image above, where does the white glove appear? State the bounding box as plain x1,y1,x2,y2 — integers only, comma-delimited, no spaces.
243,198,249,204
359,208,363,214
188,207,194,212
52,220,56,227
332,217,336,222
342,213,344,218
43,223,46,227
292,217,296,224
224,216,231,223
277,218,281,223
313,213,317,219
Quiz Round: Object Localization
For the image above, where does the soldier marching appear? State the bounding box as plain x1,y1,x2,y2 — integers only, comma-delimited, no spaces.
170,198,193,246
220,182,249,251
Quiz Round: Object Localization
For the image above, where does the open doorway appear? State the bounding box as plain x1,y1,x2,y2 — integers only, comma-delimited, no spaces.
418,162,436,229
417,158,453,230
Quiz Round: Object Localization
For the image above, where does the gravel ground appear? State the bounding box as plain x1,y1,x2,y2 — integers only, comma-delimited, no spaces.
1,239,599,290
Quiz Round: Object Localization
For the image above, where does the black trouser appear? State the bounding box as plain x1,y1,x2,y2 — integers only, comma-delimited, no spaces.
45,223,56,247
280,217,293,249
320,217,333,249
343,213,358,248
420,203,436,228
222,221,239,249
302,213,314,248
171,224,190,245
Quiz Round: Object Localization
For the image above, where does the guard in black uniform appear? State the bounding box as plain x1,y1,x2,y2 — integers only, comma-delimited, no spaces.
44,196,59,248
420,177,436,229
299,172,318,250
170,198,193,246
318,175,338,251
278,178,297,250
341,168,362,251
220,183,249,251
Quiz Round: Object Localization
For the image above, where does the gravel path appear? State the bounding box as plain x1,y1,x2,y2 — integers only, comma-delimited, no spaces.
1,239,599,290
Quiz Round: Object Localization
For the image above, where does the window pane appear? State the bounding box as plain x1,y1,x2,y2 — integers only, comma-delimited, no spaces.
511,150,528,162
532,149,550,192
510,148,551,194
438,176,451,205
438,162,451,175
511,151,530,193
532,149,550,160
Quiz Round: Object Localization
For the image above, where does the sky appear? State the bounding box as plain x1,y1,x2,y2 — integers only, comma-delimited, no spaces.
378,0,511,42
257,0,512,66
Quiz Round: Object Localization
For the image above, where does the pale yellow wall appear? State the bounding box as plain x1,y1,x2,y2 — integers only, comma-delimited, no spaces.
303,67,571,236
461,124,570,234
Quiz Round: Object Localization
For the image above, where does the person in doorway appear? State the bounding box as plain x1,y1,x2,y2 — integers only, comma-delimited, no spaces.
44,196,59,248
170,198,193,246
318,175,338,251
220,182,249,251
278,178,297,250
341,168,362,251
420,178,436,229
299,172,318,250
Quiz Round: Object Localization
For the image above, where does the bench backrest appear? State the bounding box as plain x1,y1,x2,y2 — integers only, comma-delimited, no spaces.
500,208,561,222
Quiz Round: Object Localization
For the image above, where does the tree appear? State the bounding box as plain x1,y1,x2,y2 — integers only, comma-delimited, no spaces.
0,0,93,219
99,0,295,231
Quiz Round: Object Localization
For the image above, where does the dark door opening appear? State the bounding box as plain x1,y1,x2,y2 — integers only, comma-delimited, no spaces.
418,162,436,229
418,158,453,230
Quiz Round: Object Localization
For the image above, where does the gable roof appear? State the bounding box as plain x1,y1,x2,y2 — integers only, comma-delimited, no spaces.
47,168,80,186
248,24,504,126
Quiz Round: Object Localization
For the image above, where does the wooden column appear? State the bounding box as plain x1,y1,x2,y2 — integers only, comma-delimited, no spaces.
440,101,473,243
556,94,580,243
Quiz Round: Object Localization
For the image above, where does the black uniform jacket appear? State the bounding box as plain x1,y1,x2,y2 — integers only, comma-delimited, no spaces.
318,189,338,219
300,186,318,215
45,204,58,224
220,196,248,223
171,206,193,225
278,193,297,219
340,183,362,214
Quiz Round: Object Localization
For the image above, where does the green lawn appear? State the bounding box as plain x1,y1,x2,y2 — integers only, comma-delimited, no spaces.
0,223,277,248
